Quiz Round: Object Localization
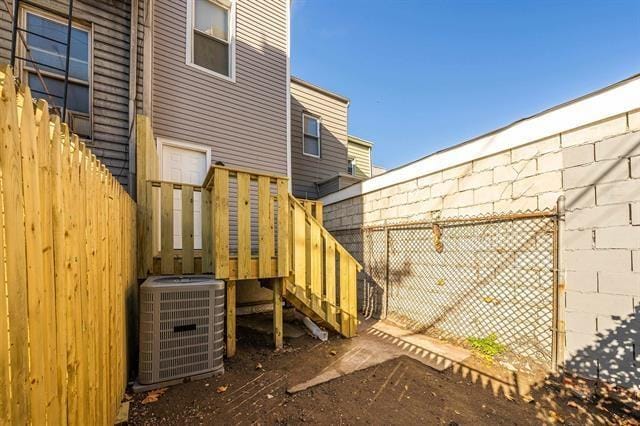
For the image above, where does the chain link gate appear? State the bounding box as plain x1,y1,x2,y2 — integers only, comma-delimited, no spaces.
332,211,559,367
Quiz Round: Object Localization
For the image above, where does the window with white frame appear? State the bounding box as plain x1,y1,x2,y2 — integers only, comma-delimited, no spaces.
189,0,233,77
22,10,91,138
347,158,356,175
303,114,320,157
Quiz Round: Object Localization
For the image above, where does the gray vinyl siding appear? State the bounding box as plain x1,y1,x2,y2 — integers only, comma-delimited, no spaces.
151,0,288,176
0,0,135,188
291,79,349,199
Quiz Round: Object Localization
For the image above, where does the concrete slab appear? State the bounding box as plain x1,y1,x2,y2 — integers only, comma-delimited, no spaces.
287,320,471,394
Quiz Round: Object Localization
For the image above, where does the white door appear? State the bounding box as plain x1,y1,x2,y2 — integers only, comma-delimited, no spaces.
161,142,209,250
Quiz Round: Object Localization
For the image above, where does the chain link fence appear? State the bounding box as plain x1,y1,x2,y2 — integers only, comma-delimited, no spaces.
332,211,558,367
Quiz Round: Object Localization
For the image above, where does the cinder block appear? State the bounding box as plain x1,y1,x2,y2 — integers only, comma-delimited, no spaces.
566,270,598,292
633,250,640,272
398,180,418,193
379,185,399,198
472,152,511,172
565,229,593,250
458,170,493,191
563,159,629,189
596,180,640,205
511,135,560,162
564,249,631,272
538,151,563,173
388,192,408,207
631,156,640,179
438,208,459,218
564,330,597,358
597,272,640,296
411,186,431,202
417,197,443,212
494,196,537,213
494,160,537,183
459,203,493,217
563,144,595,168
363,210,381,223
474,182,511,203
380,206,397,220
564,187,596,210
565,204,629,229
538,191,563,210
595,131,640,160
431,179,458,198
562,115,628,148
595,226,640,249
632,202,640,225
565,291,634,316
596,315,623,333
442,163,472,180
443,190,474,208
565,311,597,333
417,172,442,188
512,171,562,197
629,109,640,131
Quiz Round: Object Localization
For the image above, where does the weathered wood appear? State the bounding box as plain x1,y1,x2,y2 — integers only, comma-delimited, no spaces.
258,175,273,276
160,182,174,274
237,173,251,279
214,168,230,278
182,185,195,274
226,281,236,358
273,279,283,349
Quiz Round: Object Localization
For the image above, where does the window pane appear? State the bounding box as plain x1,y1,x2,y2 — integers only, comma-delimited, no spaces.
28,73,89,114
195,0,228,41
26,13,89,81
303,135,319,156
193,31,229,76
304,116,319,137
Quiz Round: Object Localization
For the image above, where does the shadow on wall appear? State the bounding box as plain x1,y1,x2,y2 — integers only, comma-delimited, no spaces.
290,95,348,199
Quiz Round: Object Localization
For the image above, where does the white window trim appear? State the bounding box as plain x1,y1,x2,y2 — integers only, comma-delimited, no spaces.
19,6,94,134
347,158,356,175
302,113,321,158
185,0,237,83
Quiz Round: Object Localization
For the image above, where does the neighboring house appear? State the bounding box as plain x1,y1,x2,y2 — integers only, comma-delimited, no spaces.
347,135,373,178
372,164,387,176
0,0,143,188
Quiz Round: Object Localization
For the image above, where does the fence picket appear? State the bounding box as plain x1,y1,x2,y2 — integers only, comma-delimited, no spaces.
182,185,195,274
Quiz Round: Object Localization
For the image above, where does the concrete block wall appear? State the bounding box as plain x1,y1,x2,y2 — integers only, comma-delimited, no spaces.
324,109,640,387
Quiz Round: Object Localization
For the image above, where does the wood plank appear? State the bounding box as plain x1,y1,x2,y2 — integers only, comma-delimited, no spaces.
201,187,213,273
0,66,31,424
258,176,273,277
293,204,306,296
310,222,322,314
136,114,148,278
181,185,195,274
273,279,283,349
0,164,8,424
314,202,323,225
324,239,337,328
339,248,350,337
214,168,229,278
160,182,173,274
347,257,358,336
237,173,251,279
276,180,289,276
226,281,236,357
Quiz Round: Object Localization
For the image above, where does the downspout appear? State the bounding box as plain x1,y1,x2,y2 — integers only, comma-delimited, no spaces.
128,0,139,198
553,195,566,372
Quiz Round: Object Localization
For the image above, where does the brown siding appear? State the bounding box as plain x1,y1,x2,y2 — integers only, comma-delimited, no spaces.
151,0,288,176
0,0,135,187
291,79,349,199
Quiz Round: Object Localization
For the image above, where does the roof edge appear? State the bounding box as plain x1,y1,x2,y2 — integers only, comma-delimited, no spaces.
291,76,350,104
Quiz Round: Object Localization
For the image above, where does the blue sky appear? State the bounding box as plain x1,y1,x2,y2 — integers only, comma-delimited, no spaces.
291,0,640,170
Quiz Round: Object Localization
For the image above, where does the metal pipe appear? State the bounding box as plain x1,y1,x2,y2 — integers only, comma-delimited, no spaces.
553,195,567,372
9,0,19,66
61,0,73,119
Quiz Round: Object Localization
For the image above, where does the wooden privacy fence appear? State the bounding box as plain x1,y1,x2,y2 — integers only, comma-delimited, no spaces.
0,66,137,425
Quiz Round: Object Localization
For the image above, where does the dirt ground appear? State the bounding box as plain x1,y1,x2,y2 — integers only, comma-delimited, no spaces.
128,317,639,425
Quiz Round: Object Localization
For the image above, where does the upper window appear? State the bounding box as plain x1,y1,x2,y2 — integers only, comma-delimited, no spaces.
347,158,356,175
189,0,233,78
303,114,320,157
22,10,91,138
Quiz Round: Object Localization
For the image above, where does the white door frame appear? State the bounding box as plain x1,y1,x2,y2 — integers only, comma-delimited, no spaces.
157,137,212,183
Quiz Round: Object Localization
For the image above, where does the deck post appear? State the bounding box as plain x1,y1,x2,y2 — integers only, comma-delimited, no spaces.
226,280,236,357
273,278,283,349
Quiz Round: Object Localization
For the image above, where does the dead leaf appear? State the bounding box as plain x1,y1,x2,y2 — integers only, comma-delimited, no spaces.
216,385,229,393
256,362,263,370
141,388,167,404
267,394,274,399
330,350,337,356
